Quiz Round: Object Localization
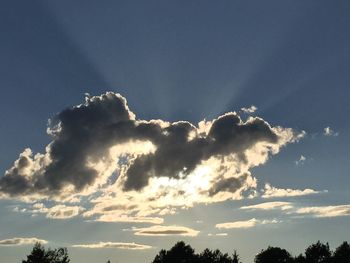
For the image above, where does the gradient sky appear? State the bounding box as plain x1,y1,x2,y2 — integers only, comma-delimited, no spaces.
1,1,350,263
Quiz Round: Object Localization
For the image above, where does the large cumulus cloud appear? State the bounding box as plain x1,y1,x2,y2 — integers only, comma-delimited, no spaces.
1,92,302,218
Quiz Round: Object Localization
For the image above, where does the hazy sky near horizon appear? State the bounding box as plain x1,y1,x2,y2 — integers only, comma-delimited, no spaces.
1,1,350,263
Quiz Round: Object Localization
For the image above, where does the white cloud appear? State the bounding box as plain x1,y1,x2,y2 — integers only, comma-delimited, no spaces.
93,215,164,225
241,105,258,114
296,205,350,218
323,127,339,137
295,155,306,166
0,237,47,246
72,241,152,250
29,203,85,219
208,233,228,236
133,225,199,236
262,184,321,198
241,201,293,211
215,218,279,229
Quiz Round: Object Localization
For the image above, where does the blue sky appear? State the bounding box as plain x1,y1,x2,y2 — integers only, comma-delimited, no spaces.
0,1,349,263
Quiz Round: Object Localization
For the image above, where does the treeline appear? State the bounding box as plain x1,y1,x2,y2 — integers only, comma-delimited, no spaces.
22,240,350,263
151,241,350,263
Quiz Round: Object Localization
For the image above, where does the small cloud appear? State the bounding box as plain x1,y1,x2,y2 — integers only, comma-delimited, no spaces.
133,225,199,237
215,218,279,229
295,155,306,166
208,233,228,237
296,205,350,218
241,105,258,114
21,203,85,219
323,127,339,137
216,233,228,236
241,201,293,211
0,237,48,246
72,241,152,250
262,184,321,198
94,215,164,224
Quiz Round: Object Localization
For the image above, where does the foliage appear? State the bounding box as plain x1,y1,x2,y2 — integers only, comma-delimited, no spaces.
152,241,240,263
22,240,350,263
333,241,350,263
304,241,331,263
22,243,70,263
254,246,293,263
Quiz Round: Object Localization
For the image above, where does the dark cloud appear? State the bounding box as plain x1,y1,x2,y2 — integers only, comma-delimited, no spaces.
123,114,278,191
208,175,248,197
0,92,292,199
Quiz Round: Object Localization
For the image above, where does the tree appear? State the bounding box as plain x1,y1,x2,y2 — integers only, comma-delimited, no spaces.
254,246,293,263
152,241,198,263
294,254,306,263
333,241,350,263
198,248,233,263
152,241,241,263
305,241,331,263
22,242,70,263
232,250,241,263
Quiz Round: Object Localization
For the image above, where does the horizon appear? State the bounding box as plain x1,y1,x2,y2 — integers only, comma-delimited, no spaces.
0,1,350,263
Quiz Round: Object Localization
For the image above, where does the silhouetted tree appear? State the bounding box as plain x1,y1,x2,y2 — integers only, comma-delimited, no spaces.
232,250,241,263
198,248,233,263
152,241,198,263
305,241,331,263
22,242,70,263
294,254,306,263
333,241,350,263
255,246,293,263
152,241,242,263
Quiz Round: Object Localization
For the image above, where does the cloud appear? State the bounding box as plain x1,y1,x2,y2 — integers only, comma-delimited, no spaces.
240,201,350,219
208,233,228,236
0,237,47,246
323,127,339,137
241,201,293,211
295,205,350,218
295,155,306,166
133,225,199,236
28,203,85,219
215,218,279,229
72,241,152,250
241,105,258,114
262,184,321,198
93,215,164,224
0,92,303,219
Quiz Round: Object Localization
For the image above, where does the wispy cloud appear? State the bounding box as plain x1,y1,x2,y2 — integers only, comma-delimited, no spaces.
241,105,258,114
29,203,85,219
72,242,152,250
0,237,47,246
262,184,321,198
93,215,164,224
215,218,279,229
208,233,228,236
295,155,306,166
296,205,350,218
241,201,293,211
323,127,339,137
133,225,199,236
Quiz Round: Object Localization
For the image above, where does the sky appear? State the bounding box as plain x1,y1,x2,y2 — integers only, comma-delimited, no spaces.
0,1,350,262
